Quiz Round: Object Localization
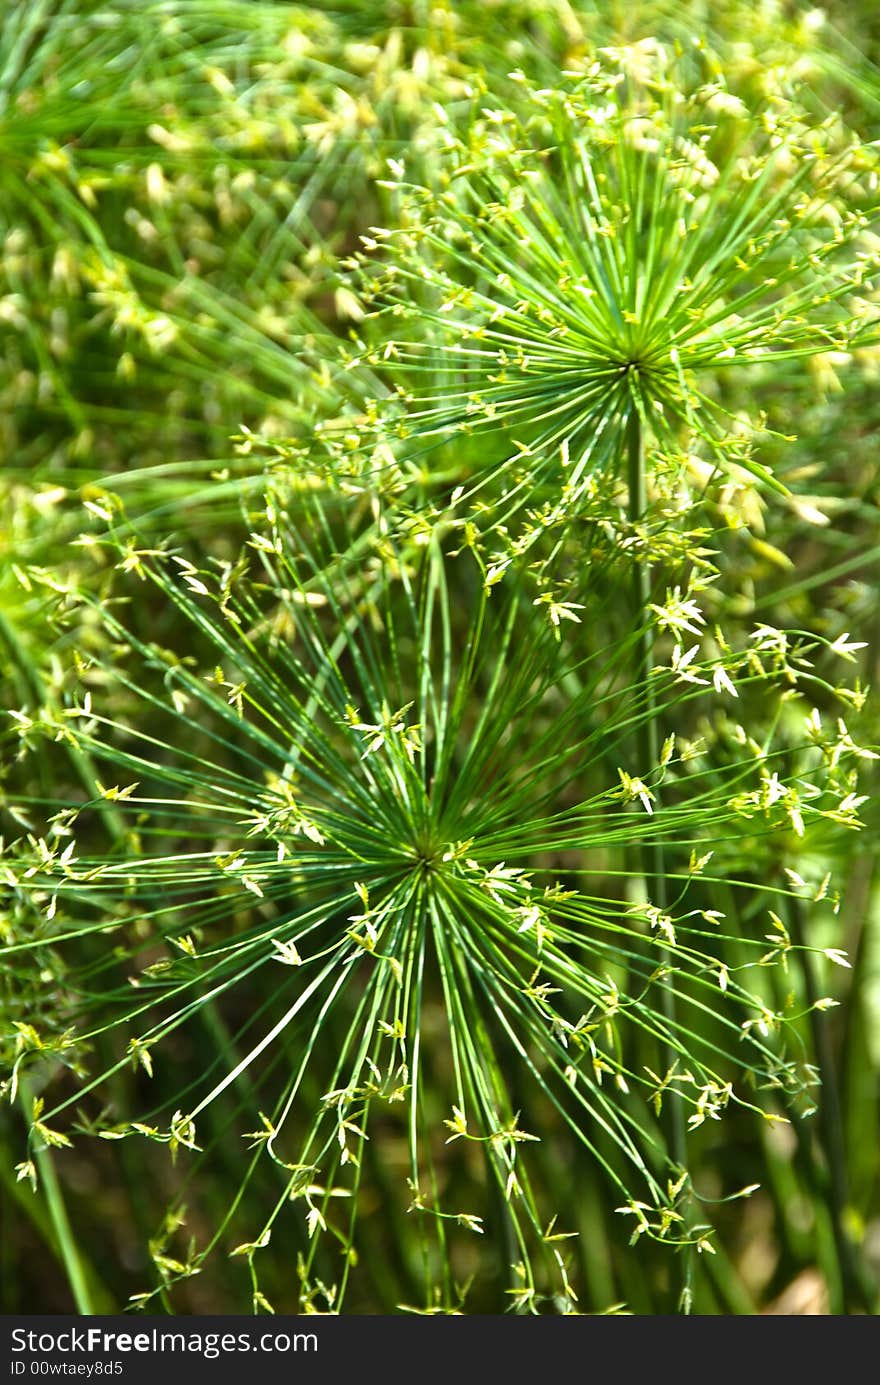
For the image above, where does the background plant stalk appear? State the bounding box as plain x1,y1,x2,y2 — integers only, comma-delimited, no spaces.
788,899,877,1313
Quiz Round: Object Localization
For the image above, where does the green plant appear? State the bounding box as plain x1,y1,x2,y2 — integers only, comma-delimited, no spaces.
3,459,875,1313
2,13,880,1319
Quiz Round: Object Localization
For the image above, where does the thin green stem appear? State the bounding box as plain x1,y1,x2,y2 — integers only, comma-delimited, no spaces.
19,1078,95,1315
626,404,692,1309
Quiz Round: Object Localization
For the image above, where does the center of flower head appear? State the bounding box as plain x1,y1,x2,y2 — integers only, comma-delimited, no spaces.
408,829,446,874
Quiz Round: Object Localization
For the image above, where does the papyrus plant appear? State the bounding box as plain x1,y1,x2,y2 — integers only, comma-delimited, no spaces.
2,37,878,1316
2,476,874,1312
343,58,877,528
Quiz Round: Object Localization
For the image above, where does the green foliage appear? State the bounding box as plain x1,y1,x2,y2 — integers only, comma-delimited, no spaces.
1,0,879,1317
349,57,875,509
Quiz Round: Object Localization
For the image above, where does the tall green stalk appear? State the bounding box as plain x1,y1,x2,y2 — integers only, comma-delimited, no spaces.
787,901,876,1313
18,1079,94,1315
626,405,691,1308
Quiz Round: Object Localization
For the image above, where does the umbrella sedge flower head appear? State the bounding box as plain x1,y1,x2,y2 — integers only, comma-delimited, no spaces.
350,57,878,529
2,496,869,1310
